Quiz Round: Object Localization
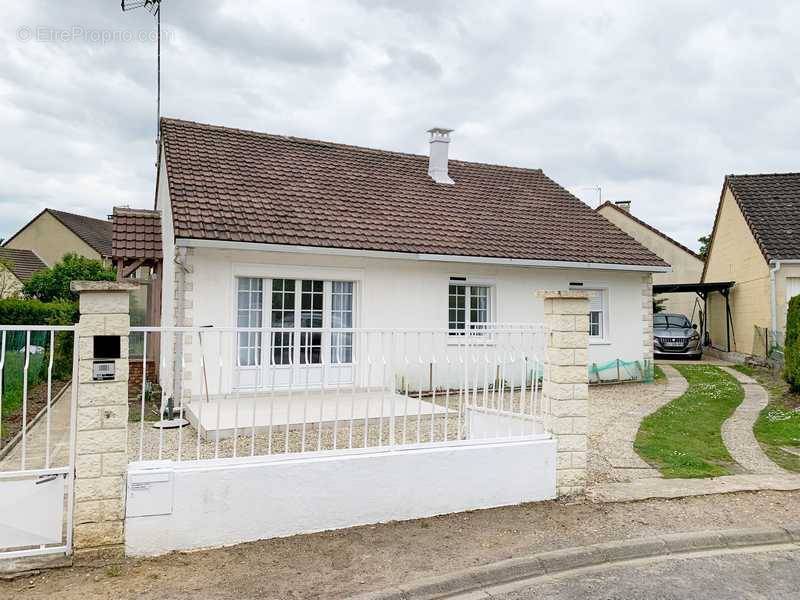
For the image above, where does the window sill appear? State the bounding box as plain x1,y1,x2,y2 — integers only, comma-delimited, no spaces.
588,339,612,346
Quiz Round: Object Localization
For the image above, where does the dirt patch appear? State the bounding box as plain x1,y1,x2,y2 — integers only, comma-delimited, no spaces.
3,490,800,599
0,379,69,450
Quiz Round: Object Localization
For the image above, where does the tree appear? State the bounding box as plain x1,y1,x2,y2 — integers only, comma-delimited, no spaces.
698,235,711,261
653,295,667,314
24,253,116,302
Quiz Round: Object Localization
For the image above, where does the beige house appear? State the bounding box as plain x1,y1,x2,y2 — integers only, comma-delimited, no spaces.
0,248,46,298
2,208,112,266
597,201,704,319
703,173,800,358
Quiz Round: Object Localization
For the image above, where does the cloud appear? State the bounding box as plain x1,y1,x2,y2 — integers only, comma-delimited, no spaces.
1,0,799,251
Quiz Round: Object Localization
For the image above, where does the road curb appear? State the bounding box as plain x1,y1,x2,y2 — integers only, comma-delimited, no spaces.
349,525,800,600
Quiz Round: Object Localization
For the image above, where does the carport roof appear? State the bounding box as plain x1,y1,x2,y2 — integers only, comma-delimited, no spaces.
653,281,734,295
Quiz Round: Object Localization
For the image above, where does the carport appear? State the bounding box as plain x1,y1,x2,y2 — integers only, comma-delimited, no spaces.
652,281,735,352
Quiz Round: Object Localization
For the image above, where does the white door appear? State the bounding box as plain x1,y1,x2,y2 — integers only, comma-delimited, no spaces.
235,277,354,390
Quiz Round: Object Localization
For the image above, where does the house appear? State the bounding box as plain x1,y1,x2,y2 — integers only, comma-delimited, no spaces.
153,118,669,398
597,201,704,319
0,248,46,298
703,173,800,358
2,208,113,266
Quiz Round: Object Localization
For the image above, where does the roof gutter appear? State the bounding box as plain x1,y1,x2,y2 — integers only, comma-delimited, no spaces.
174,238,672,273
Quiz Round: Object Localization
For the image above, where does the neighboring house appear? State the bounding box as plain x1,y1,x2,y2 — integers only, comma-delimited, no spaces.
597,201,704,320
0,248,46,298
2,208,113,266
153,118,668,396
703,173,800,357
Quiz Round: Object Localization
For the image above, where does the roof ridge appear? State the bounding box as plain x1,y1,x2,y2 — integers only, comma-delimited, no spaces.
47,208,111,225
727,172,800,178
160,117,545,176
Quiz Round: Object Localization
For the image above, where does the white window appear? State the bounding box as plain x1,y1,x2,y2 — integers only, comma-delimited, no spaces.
586,289,606,339
237,277,263,366
236,277,355,367
449,282,492,334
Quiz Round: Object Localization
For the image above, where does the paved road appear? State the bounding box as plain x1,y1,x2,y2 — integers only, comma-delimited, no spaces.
489,547,800,599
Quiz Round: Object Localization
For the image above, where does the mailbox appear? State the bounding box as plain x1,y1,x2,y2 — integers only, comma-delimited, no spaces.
92,335,121,381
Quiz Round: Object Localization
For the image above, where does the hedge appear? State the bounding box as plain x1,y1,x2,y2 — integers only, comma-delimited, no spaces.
785,295,800,391
0,298,77,383
0,298,78,326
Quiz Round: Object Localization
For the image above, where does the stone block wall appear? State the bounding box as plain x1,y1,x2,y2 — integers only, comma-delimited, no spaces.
538,290,589,497
71,281,136,555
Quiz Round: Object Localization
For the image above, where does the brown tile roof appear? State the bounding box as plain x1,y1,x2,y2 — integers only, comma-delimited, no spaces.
112,208,163,260
596,201,703,261
160,118,668,268
725,173,800,262
0,248,47,282
47,209,113,258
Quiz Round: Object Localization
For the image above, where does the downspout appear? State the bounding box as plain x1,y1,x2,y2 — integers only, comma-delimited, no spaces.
770,260,781,349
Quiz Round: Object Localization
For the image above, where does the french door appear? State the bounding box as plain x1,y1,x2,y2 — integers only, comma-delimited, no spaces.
235,277,354,390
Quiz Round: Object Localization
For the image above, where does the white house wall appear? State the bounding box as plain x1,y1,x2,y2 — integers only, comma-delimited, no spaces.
174,246,648,396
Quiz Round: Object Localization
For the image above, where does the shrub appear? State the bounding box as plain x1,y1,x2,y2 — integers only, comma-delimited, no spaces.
23,253,115,302
784,295,800,391
0,298,78,326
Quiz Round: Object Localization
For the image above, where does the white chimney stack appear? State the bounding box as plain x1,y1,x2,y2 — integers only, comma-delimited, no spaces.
427,127,454,185
614,200,632,213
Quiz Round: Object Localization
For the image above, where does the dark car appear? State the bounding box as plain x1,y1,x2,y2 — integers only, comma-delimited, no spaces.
653,313,702,358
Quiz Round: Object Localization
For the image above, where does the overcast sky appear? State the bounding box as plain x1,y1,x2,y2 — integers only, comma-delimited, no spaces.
2,1,799,250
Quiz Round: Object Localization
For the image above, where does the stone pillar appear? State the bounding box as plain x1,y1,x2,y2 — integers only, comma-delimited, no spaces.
641,274,654,370
70,281,137,557
537,290,589,497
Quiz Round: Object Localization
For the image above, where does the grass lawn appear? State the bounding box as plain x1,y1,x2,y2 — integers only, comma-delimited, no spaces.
732,364,800,472
634,364,744,478
653,365,666,382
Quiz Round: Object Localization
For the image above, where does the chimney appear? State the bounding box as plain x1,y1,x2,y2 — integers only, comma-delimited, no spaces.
614,200,632,213
427,127,454,185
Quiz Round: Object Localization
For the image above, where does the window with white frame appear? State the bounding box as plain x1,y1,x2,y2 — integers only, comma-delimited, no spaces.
586,289,606,338
448,282,492,334
237,278,264,366
236,277,355,367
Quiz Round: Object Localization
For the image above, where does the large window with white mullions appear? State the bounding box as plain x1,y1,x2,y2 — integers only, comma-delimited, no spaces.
448,282,492,334
236,278,355,374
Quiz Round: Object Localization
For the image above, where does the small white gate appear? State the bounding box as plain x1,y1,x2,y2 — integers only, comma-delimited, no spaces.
0,326,76,559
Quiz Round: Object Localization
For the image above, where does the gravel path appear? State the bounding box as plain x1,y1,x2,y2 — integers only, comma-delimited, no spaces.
588,365,687,484
720,366,786,475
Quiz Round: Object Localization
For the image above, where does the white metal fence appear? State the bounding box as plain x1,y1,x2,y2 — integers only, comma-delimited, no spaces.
129,325,547,463
0,326,76,559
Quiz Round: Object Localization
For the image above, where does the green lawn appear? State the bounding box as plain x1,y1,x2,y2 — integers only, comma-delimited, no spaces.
732,364,800,472
653,365,666,382
634,365,744,478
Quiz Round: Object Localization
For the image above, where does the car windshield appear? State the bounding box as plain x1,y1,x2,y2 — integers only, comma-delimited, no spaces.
654,314,692,329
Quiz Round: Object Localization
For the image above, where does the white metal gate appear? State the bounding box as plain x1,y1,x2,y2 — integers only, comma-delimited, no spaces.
0,326,76,559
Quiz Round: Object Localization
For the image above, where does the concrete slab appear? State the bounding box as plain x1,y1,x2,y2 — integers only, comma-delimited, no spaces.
184,390,457,438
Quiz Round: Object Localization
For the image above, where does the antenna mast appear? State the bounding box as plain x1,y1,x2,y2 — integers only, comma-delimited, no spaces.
121,1,162,148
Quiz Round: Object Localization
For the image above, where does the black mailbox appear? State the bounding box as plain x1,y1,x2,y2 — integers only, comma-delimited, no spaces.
93,336,121,381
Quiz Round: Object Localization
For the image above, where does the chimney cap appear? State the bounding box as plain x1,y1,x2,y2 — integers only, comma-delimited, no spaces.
427,127,454,134
614,200,632,212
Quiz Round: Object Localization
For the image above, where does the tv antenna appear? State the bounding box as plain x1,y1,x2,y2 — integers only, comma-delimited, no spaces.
121,1,162,148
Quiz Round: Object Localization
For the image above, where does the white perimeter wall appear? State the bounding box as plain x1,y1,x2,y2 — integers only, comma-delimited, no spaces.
180,246,647,395
125,437,556,556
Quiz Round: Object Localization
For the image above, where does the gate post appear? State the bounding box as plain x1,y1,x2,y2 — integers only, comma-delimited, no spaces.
538,290,589,497
70,281,136,557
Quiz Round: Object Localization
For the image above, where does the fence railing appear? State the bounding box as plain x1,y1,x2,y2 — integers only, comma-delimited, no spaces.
129,325,547,463
0,326,76,473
